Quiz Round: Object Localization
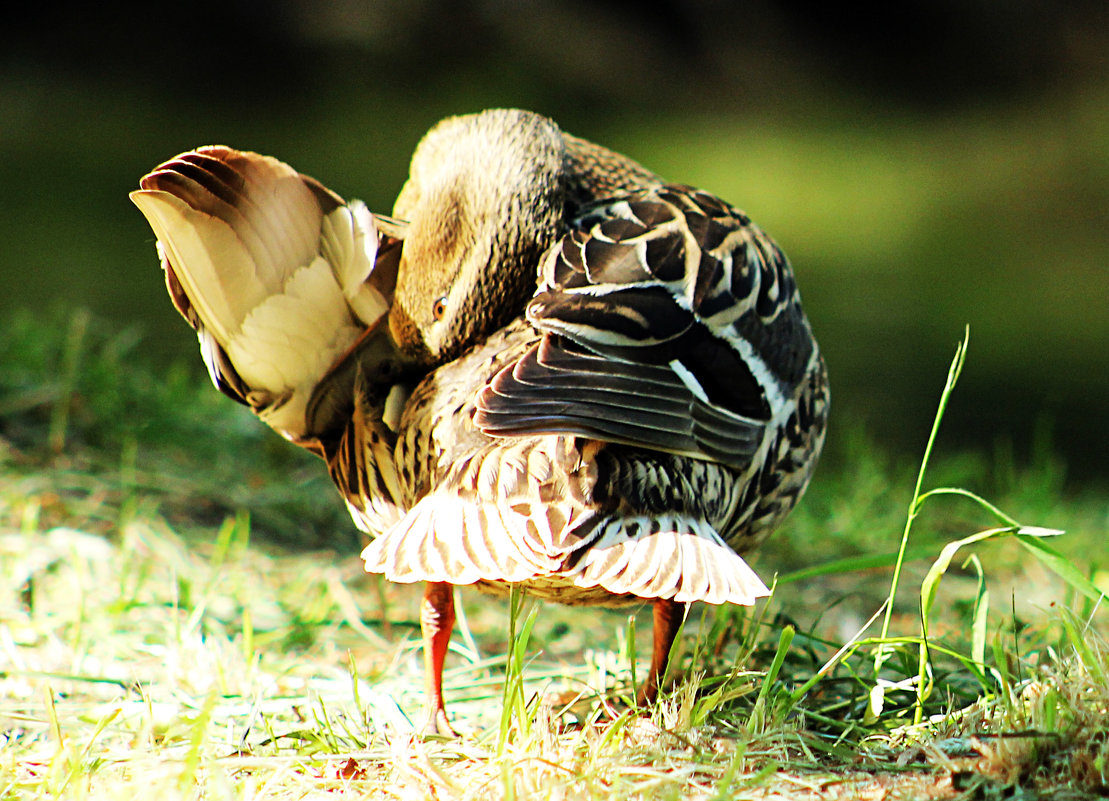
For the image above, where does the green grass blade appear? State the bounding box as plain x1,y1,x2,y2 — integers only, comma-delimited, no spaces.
916,486,1021,527
965,554,990,672
625,613,638,695
48,308,90,454
875,327,969,680
497,586,522,752
1059,608,1107,684
1016,533,1105,605
919,527,1015,624
747,625,793,735
498,587,540,751
914,526,1017,722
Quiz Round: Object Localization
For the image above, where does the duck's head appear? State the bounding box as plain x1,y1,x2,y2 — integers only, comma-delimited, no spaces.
387,109,567,368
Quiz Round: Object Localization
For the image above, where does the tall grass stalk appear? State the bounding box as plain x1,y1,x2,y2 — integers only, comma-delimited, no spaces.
873,327,969,683
860,326,1102,725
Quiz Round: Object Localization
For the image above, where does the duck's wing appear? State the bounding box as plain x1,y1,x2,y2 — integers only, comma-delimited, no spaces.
476,185,812,470
131,146,405,445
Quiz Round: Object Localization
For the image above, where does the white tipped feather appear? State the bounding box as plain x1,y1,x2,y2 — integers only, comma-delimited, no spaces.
361,494,556,585
567,518,770,606
131,146,399,442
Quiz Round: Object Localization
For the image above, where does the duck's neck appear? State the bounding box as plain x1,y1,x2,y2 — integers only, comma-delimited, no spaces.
561,133,664,216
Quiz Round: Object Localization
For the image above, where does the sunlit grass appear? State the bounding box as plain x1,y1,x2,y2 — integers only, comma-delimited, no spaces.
2,314,1108,799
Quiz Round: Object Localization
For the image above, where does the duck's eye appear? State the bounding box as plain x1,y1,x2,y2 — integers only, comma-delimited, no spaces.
431,296,448,321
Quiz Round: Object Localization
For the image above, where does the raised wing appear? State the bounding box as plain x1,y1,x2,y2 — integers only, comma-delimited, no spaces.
476,185,812,469
131,146,404,444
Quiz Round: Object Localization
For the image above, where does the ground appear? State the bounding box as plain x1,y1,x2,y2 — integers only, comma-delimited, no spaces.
1,316,1108,799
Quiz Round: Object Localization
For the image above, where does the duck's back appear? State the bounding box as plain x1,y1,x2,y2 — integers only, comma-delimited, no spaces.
361,182,829,607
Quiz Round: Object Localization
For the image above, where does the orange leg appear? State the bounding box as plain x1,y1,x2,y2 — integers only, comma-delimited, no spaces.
420,581,456,736
636,598,685,706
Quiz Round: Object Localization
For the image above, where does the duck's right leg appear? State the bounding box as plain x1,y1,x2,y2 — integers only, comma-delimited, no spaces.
635,598,685,706
420,581,457,736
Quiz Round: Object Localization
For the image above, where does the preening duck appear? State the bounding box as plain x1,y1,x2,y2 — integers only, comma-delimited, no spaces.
132,110,828,737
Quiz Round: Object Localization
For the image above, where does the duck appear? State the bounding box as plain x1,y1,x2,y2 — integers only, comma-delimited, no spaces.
357,109,829,734
131,111,829,737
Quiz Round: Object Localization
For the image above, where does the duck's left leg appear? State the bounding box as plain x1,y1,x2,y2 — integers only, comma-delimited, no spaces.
420,581,457,736
635,598,686,705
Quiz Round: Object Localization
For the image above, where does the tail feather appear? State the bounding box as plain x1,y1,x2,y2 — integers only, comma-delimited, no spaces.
362,490,770,607
566,517,770,605
361,494,556,584
133,189,265,347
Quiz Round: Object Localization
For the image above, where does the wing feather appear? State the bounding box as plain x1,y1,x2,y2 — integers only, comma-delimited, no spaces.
131,145,404,442
473,185,795,468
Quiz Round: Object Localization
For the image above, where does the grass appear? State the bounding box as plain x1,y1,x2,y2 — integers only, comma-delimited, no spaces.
2,313,1108,799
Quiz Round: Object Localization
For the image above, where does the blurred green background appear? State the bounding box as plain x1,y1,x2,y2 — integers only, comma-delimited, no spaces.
2,1,1106,483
